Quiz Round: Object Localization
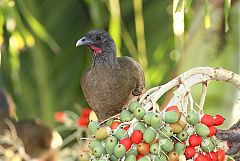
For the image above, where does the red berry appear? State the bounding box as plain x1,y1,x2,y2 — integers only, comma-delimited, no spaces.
77,117,89,127
123,125,130,131
195,153,208,161
184,146,196,159
136,153,143,160
205,152,218,161
166,106,179,112
201,114,215,127
166,106,181,117
214,115,225,126
54,112,66,123
130,130,143,144
110,121,121,129
81,108,91,117
208,126,217,137
216,149,226,161
119,138,132,151
189,134,202,147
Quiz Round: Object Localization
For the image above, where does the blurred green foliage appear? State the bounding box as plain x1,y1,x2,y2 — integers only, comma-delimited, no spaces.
0,0,239,126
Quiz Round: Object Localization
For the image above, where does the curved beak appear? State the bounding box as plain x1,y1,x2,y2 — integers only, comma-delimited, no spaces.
76,36,92,47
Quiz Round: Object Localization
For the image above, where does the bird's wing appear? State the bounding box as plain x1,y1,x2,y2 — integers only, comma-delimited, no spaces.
80,67,94,107
80,67,90,89
118,56,145,96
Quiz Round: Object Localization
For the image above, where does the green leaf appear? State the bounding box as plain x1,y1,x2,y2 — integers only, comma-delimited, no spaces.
224,0,232,32
85,0,104,28
16,0,60,53
204,0,211,29
108,0,121,56
184,0,193,13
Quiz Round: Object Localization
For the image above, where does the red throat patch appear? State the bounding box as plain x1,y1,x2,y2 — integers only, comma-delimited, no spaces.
89,45,102,55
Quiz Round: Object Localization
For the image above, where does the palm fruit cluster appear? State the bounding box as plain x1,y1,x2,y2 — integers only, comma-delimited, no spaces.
80,101,227,161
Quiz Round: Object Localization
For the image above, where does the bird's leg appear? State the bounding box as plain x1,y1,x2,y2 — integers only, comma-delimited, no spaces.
226,142,240,155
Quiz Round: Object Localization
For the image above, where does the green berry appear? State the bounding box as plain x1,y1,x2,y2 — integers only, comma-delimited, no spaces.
133,107,146,120
174,142,186,155
93,146,106,157
195,123,210,137
134,122,147,133
150,143,161,155
129,101,141,113
88,121,100,135
186,111,200,125
154,153,167,161
106,119,113,126
177,130,188,141
95,127,111,140
105,136,118,155
114,128,127,140
159,126,173,138
143,127,157,143
120,110,133,122
209,137,217,147
201,138,215,152
143,112,155,125
114,144,126,158
125,154,137,161
110,155,118,161
150,113,162,129
160,139,174,152
88,140,102,150
126,147,138,156
163,111,179,123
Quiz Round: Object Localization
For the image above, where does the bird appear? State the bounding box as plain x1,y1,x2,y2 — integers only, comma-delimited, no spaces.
76,29,145,122
0,89,62,161
14,119,61,161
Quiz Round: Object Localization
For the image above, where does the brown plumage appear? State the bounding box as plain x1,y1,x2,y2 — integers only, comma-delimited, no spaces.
15,120,58,160
76,29,145,122
0,89,62,161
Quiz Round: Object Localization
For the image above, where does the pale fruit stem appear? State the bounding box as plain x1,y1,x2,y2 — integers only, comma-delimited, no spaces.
140,67,240,113
188,93,194,111
199,82,208,111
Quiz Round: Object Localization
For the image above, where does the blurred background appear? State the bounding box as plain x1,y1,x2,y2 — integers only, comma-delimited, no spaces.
0,0,239,128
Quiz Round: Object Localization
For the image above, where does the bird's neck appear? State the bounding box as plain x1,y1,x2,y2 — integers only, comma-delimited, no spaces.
92,52,119,69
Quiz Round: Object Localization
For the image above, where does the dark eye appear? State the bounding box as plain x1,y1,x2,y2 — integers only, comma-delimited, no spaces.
96,35,101,41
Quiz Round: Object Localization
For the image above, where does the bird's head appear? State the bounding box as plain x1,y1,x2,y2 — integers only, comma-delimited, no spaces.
76,29,116,56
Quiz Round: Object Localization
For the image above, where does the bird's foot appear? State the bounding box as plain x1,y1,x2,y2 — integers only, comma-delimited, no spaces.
132,84,144,96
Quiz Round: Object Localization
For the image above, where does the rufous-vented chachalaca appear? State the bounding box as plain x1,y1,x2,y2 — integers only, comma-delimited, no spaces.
76,29,145,122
